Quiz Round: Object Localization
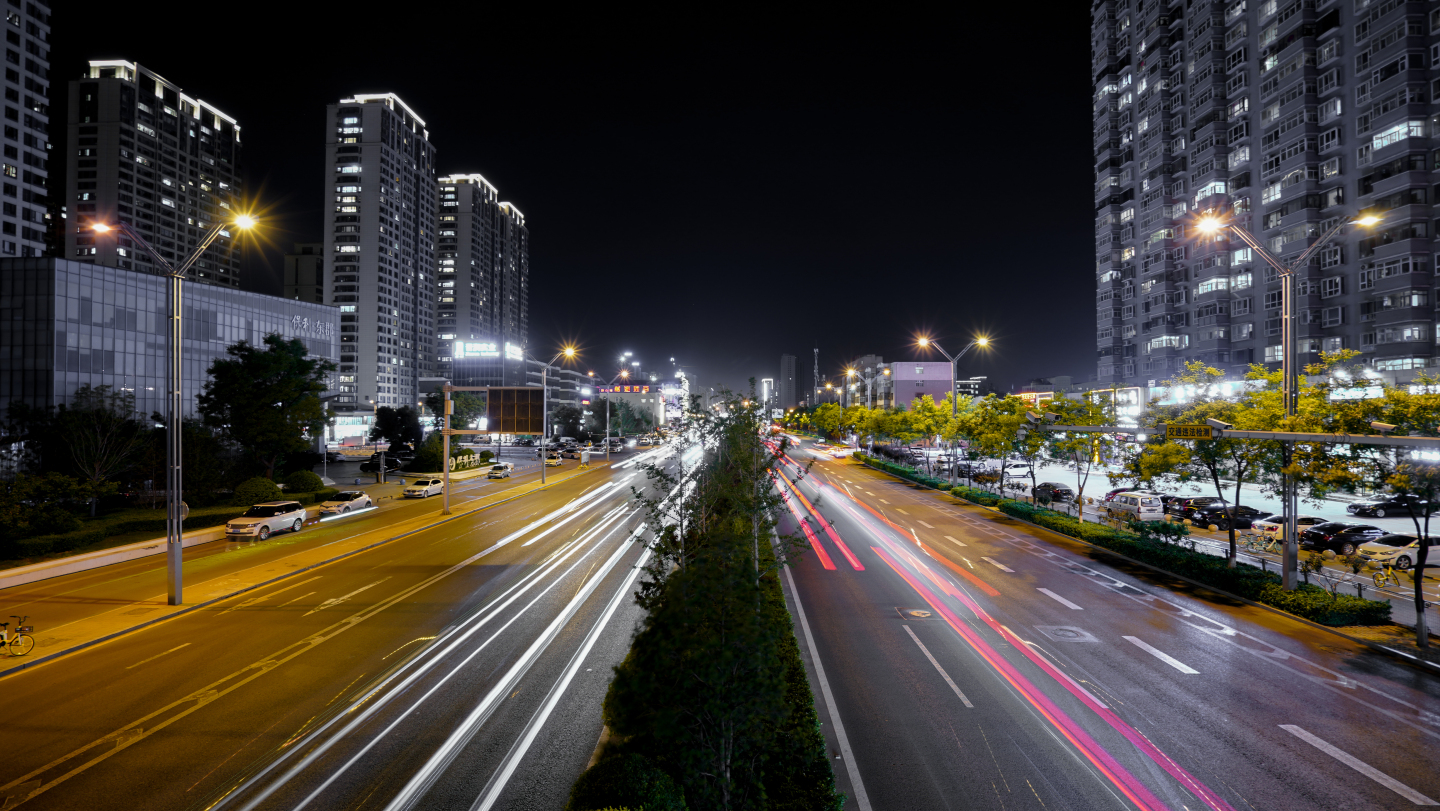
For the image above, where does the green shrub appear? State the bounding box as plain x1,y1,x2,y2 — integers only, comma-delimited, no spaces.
564,754,687,811
477,450,495,464
233,477,283,506
282,470,325,493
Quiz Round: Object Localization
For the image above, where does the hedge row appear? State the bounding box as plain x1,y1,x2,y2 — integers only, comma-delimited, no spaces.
852,453,1392,627
0,488,342,563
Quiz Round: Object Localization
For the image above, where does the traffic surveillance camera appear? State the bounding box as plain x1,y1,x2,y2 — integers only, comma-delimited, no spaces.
1205,418,1232,431
1043,412,1060,423
1371,421,1397,434
1026,411,1042,425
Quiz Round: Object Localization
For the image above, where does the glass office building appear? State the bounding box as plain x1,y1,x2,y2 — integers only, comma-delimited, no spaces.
0,258,339,418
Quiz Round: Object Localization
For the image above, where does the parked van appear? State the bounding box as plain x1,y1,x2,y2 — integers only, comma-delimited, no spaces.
1105,491,1165,522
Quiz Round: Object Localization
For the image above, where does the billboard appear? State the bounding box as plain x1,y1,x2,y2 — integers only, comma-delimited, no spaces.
485,387,545,434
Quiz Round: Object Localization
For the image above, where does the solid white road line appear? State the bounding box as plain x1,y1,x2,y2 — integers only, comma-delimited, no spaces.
981,557,1014,573
944,535,967,547
1122,636,1199,674
1280,724,1437,805
903,626,973,708
125,643,190,670
1037,588,1084,610
917,520,934,528
783,564,872,811
472,543,654,810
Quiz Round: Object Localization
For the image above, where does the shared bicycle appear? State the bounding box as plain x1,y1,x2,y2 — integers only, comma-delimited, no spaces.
0,615,34,656
1373,563,1405,589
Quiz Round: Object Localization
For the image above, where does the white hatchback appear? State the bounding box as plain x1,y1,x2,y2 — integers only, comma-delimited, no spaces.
318,490,374,515
404,478,445,498
1249,514,1326,540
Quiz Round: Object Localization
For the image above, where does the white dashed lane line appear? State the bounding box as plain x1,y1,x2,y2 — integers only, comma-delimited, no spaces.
1123,636,1199,674
944,535,967,547
880,499,890,504
1037,588,1084,610
1280,725,1437,805
981,557,1013,573
918,520,934,528
895,508,909,514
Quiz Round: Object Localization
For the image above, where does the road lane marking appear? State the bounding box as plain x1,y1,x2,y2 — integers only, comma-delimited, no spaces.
218,577,323,616
880,498,890,504
1123,636,1199,674
278,592,316,609
125,643,190,670
982,557,1014,573
303,578,391,617
895,507,909,514
904,625,973,708
1280,725,1437,805
783,564,873,811
918,520,934,528
865,490,875,495
1037,589,1083,610
944,535,967,547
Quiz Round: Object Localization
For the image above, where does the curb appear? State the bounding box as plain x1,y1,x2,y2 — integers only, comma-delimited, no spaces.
0,463,613,681
852,459,1440,678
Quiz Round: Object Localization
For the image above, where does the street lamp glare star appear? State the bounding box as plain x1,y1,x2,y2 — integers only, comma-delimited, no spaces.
233,214,257,230
92,223,112,233
563,347,576,358
1355,215,1380,226
621,370,629,378
917,336,929,347
1197,217,1224,234
976,336,990,347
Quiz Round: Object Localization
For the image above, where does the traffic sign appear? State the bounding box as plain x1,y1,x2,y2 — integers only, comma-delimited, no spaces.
1166,424,1214,440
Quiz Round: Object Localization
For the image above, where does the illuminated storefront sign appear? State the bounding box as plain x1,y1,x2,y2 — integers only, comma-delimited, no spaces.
599,386,651,393
452,341,500,359
504,342,523,361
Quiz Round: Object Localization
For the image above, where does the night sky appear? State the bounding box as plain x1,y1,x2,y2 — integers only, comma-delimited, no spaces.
54,6,1097,397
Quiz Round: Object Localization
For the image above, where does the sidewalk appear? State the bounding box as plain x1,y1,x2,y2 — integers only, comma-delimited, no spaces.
0,462,610,679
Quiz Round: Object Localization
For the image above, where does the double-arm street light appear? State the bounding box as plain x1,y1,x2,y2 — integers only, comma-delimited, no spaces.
588,366,632,462
1196,212,1378,589
533,347,577,484
917,334,990,483
92,214,257,605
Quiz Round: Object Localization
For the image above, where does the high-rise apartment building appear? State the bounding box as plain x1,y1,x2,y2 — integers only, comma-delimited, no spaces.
780,353,797,408
284,243,323,303
1092,0,1440,388
434,173,529,376
0,1,49,259
322,93,437,433
66,60,243,286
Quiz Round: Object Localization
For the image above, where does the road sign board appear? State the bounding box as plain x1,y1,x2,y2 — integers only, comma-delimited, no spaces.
1166,424,1214,440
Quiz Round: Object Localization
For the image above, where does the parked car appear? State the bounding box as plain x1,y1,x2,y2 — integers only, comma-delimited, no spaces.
545,454,563,467
1249,514,1327,540
1167,496,1223,520
486,464,511,479
999,462,1032,479
1033,482,1075,502
404,478,445,498
1357,534,1439,570
359,458,403,473
561,448,584,459
226,501,307,541
1105,492,1165,522
1346,493,1433,518
324,451,348,463
514,438,535,447
1189,504,1267,531
318,491,374,515
1299,522,1386,555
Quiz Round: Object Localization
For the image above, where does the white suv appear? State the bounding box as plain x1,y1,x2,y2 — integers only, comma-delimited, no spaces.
226,501,307,540
404,478,445,498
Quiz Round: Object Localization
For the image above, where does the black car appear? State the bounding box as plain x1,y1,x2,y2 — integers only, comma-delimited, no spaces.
1033,482,1075,502
1189,504,1266,531
1167,496,1222,520
1299,522,1386,555
1346,493,1433,518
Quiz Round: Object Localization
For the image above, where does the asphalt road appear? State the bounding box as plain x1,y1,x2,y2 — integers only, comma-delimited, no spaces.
776,440,1440,810
0,445,682,811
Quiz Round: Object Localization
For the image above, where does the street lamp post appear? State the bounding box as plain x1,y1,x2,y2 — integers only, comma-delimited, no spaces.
93,215,256,605
531,347,576,484
917,335,990,484
1197,213,1377,590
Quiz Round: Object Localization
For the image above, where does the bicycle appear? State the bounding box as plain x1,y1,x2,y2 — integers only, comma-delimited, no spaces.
1373,563,1404,590
0,615,34,656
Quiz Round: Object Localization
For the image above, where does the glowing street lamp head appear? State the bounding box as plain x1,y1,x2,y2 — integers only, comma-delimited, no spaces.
621,369,630,378
1196,217,1223,234
917,336,930,347
232,214,257,230
562,347,576,358
976,336,990,347
846,368,856,377
1355,215,1380,226
92,223,112,233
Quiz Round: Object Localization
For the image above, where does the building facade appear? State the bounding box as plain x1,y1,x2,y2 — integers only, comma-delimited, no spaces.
0,1,49,259
434,173,529,377
322,93,438,431
0,258,338,418
853,353,893,408
284,243,323,303
66,60,244,286
779,353,797,408
890,360,955,407
1093,0,1440,388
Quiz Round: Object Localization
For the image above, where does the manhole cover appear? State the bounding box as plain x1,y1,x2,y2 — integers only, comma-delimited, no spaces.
896,607,937,620
1034,625,1097,642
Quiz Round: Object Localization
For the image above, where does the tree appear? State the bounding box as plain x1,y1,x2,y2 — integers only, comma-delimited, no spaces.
369,405,424,450
1385,462,1438,649
197,335,335,480
811,402,843,438
422,390,486,431
1043,394,1118,521
550,404,583,440
55,385,147,516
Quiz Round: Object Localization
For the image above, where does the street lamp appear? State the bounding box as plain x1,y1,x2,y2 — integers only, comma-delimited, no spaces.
93,214,256,605
1196,212,1377,589
531,346,577,484
594,367,630,462
917,334,991,484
